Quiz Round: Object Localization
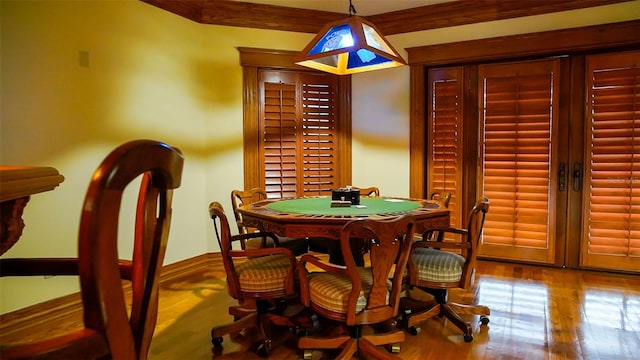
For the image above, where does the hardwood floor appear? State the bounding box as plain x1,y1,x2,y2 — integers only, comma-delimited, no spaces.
1,254,639,359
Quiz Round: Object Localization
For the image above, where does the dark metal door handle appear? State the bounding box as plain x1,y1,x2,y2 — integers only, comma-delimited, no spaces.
558,163,566,192
573,162,582,192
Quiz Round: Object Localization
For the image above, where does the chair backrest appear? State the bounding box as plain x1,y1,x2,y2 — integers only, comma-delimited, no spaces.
430,191,451,208
2,140,184,360
231,188,267,233
428,191,451,241
339,215,415,325
460,197,490,288
358,186,380,197
209,201,242,299
79,140,183,359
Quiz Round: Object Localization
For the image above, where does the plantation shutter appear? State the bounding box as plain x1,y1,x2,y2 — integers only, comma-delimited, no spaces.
260,70,339,198
427,67,464,229
262,79,298,198
478,59,559,263
581,50,640,272
302,79,338,196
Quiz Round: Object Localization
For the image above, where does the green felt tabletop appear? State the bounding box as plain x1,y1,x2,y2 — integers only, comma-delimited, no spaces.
266,197,421,216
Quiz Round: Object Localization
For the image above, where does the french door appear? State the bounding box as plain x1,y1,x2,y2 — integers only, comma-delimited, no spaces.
579,50,640,272
426,50,640,272
477,59,561,264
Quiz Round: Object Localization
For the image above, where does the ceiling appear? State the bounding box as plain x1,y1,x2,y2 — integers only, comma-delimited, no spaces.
231,0,455,16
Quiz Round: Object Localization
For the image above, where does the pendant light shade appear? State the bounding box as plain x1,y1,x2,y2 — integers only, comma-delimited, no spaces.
294,15,406,75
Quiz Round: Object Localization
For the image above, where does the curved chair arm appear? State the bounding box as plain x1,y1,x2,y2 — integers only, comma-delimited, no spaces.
297,253,348,307
231,231,281,248
230,246,296,261
412,240,471,251
0,258,79,276
298,254,346,275
421,227,467,242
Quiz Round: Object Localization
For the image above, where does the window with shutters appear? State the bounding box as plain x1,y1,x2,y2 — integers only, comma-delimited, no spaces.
239,48,351,200
260,70,341,198
478,59,560,264
581,50,640,272
427,67,464,229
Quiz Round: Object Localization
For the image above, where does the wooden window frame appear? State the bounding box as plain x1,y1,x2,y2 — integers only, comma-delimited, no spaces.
239,47,352,192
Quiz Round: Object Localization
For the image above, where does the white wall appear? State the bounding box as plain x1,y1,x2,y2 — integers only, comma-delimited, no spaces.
1,0,638,313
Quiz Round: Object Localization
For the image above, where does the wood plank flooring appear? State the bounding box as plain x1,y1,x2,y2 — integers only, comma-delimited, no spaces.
1,254,639,359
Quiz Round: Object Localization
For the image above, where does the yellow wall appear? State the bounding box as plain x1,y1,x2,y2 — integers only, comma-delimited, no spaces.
350,1,640,196
1,0,638,313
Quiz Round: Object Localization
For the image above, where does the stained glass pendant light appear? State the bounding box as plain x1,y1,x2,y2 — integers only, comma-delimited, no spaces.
294,0,406,75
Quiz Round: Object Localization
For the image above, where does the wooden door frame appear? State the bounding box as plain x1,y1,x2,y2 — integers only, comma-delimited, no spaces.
408,20,640,268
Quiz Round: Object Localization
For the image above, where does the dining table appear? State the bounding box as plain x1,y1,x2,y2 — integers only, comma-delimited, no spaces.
0,166,65,255
235,195,450,241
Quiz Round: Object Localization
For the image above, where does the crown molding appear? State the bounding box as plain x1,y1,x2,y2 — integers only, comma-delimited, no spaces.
141,0,631,35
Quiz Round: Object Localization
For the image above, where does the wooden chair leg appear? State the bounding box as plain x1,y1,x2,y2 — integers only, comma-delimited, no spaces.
448,302,491,317
211,311,258,344
363,330,405,346
358,338,402,360
334,339,358,360
441,304,473,342
399,294,441,331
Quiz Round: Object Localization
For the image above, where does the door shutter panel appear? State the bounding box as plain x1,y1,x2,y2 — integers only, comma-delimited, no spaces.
428,67,464,229
479,59,559,264
301,75,338,196
581,50,640,272
259,70,339,198
262,80,299,198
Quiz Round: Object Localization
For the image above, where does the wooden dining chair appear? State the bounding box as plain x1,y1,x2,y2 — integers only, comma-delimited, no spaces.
297,215,415,359
231,188,309,255
0,139,184,359
400,197,490,342
209,201,309,357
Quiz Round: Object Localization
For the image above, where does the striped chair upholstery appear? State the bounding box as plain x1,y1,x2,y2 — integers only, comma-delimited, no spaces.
236,254,292,293
411,248,465,283
307,267,391,314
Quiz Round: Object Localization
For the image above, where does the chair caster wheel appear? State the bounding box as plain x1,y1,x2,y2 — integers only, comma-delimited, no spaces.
480,315,490,325
211,336,223,346
408,326,421,336
387,343,401,353
302,349,313,360
257,344,269,358
212,345,223,356
257,340,271,358
464,334,473,342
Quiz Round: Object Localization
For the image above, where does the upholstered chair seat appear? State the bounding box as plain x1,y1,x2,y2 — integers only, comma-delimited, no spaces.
307,267,391,314
411,248,465,283
235,254,293,293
